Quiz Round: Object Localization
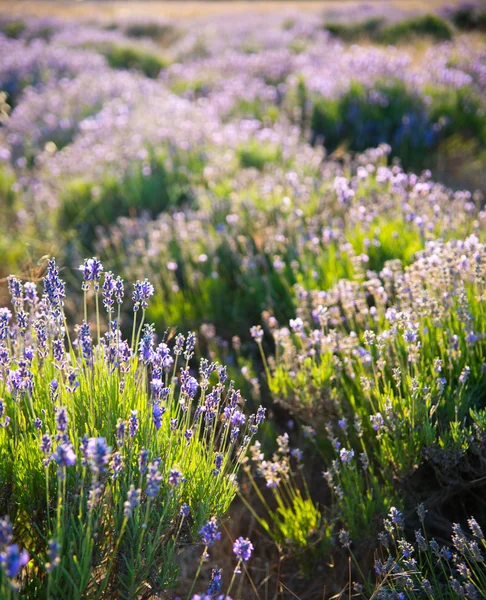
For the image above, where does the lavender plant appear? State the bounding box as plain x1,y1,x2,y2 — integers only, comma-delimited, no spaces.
366,506,486,600
255,235,486,538
0,258,265,598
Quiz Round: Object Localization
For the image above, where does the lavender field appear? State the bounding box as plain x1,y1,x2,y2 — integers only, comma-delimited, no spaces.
1,1,486,599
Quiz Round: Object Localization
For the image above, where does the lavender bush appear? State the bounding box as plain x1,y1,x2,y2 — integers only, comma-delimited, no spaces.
0,258,264,597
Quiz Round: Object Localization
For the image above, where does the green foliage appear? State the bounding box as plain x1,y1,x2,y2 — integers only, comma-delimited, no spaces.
310,79,486,171
230,98,280,123
0,19,26,39
237,141,282,170
325,18,385,42
243,442,326,549
426,84,486,145
311,79,428,167
378,14,453,44
58,149,201,250
325,14,452,45
98,43,169,78
447,3,486,31
124,21,179,46
170,78,210,98
0,166,25,285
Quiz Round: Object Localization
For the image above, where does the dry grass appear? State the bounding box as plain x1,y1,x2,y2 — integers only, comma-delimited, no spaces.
0,0,465,22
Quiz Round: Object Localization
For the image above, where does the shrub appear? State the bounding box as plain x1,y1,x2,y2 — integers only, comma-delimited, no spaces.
124,21,179,46
311,80,432,169
58,149,200,250
446,2,486,31
98,44,169,78
427,84,486,145
324,15,452,44
257,236,486,535
311,79,486,170
0,19,26,39
325,17,385,42
378,14,453,44
0,258,265,598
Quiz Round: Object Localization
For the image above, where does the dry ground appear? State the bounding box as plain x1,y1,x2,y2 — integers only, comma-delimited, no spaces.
0,0,465,22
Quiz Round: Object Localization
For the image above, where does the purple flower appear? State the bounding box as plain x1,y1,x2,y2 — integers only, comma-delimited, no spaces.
0,346,9,368
151,378,164,400
184,331,196,359
213,453,223,476
46,539,60,572
52,442,76,472
48,379,59,403
255,406,266,425
217,365,227,384
174,333,185,355
192,596,232,600
40,434,52,460
53,340,65,363
250,325,263,343
231,410,245,427
0,308,11,341
77,321,93,362
79,258,103,290
233,537,254,562
43,259,65,310
0,544,29,578
128,410,139,438
114,277,124,304
339,448,355,464
116,418,126,446
207,567,223,595
200,517,221,547
389,507,404,528
339,529,351,549
168,468,183,487
66,368,79,393
55,407,68,433
8,277,23,309
370,412,384,432
132,279,154,311
24,282,38,306
102,272,115,313
124,485,141,518
181,370,198,398
138,448,149,474
87,437,111,474
146,461,163,497
110,452,124,480
138,324,155,364
152,402,166,430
